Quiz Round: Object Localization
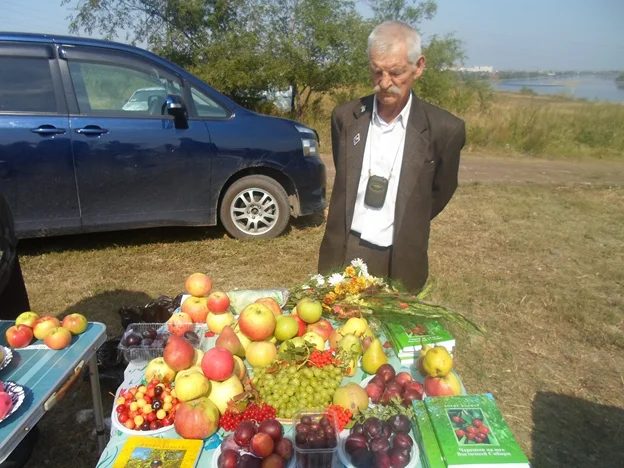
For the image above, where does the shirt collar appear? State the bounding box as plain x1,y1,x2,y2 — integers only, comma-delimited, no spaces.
372,92,412,130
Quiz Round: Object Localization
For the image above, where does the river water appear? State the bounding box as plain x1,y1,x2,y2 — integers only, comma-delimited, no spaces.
493,77,624,103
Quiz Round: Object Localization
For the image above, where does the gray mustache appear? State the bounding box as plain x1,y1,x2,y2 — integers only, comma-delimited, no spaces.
373,84,402,95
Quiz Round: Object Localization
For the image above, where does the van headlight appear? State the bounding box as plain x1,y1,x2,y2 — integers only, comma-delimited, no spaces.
301,138,319,157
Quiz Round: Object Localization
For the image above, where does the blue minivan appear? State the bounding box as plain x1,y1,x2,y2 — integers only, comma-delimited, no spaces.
0,33,326,239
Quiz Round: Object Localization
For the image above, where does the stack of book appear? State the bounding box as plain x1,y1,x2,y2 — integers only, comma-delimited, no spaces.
412,394,530,468
384,320,455,365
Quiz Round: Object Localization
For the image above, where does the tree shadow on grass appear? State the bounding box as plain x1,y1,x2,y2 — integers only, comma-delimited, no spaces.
532,391,624,467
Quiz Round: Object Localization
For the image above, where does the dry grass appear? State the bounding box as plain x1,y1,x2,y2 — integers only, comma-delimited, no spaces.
15,168,624,466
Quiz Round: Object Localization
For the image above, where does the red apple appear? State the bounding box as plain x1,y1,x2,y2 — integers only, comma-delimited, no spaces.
181,296,209,323
201,347,235,381
207,291,231,314
163,335,195,371
306,318,334,341
185,273,213,297
61,313,88,335
238,303,276,341
424,373,462,397
33,316,61,340
254,297,282,316
5,324,33,348
15,311,39,328
250,432,274,458
44,327,72,350
174,396,220,439
167,312,194,336
290,314,307,338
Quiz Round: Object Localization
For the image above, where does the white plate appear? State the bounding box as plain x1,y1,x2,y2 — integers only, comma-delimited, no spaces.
212,436,296,468
110,386,176,437
0,346,13,373
338,428,420,468
0,381,26,424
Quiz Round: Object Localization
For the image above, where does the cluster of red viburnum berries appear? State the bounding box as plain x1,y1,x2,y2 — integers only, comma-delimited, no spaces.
220,403,277,431
308,348,342,368
324,405,353,432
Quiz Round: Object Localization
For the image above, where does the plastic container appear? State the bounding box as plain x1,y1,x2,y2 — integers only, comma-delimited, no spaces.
117,322,208,362
292,408,340,468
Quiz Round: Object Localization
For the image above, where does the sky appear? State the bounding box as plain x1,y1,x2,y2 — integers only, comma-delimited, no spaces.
1,0,623,71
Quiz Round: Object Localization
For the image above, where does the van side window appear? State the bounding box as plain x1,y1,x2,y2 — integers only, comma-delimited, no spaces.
0,57,56,113
191,87,228,118
68,60,181,116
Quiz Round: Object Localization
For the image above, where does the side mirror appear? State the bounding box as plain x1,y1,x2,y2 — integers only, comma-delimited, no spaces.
166,94,188,129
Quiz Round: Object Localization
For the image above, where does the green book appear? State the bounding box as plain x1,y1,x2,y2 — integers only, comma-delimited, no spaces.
384,320,455,355
412,400,446,468
425,394,530,467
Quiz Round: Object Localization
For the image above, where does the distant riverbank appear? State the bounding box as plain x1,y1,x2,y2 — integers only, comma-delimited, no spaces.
492,77,624,103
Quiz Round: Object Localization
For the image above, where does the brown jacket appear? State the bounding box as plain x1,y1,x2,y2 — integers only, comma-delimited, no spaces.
318,94,465,292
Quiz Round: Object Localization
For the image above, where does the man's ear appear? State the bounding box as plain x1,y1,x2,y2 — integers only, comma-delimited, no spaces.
414,55,426,79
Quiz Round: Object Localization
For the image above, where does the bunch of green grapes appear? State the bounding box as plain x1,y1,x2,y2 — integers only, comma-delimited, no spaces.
251,364,344,419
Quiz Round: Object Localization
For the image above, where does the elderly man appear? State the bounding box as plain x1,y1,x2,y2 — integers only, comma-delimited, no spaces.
318,21,465,292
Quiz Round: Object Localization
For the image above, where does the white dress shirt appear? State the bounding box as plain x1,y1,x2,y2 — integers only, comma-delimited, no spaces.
350,94,412,247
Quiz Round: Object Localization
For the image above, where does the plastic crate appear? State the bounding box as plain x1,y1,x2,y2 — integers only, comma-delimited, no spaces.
293,408,340,468
117,322,209,362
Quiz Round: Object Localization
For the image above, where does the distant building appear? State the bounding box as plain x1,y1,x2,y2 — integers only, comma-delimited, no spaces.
450,66,495,74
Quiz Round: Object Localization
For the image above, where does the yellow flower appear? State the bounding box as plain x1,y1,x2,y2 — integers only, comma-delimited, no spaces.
345,266,356,278
334,283,345,295
356,277,367,289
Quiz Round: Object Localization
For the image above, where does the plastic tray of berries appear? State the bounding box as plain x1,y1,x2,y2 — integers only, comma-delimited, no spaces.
112,378,180,435
215,418,295,468
117,322,207,362
292,408,341,468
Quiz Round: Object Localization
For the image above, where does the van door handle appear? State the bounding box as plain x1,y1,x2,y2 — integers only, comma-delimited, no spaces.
31,125,66,135
76,126,109,136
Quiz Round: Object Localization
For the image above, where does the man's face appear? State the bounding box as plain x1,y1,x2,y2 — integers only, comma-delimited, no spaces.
369,42,424,107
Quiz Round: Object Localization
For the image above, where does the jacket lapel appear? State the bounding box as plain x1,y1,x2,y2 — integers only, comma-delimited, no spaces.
393,95,430,238
344,95,374,237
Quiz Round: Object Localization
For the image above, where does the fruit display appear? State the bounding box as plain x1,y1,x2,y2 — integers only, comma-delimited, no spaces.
293,412,339,468
4,311,88,350
344,415,415,468
115,379,179,431
218,419,294,468
365,364,424,407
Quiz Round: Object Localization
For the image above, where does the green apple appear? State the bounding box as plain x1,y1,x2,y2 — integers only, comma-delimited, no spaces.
296,298,323,324
279,337,306,352
303,331,325,351
274,316,299,341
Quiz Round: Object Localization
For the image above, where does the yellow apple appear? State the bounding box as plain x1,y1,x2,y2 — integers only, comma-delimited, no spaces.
175,369,210,402
302,331,325,351
206,311,234,334
246,341,278,367
15,311,39,328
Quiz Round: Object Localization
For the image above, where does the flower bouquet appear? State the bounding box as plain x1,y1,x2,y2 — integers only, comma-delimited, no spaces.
287,259,483,333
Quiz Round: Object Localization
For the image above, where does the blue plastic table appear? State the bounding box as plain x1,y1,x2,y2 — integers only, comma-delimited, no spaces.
0,321,108,464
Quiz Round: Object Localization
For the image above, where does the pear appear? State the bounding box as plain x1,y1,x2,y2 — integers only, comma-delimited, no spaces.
361,338,388,374
362,327,375,339
338,333,363,355
417,343,433,376
215,325,245,357
342,317,368,337
422,346,453,377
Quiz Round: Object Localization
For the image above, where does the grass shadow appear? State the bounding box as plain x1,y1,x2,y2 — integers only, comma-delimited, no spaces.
532,391,624,466
18,224,228,256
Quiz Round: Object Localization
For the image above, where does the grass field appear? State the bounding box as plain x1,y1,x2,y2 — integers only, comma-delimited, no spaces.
15,153,624,467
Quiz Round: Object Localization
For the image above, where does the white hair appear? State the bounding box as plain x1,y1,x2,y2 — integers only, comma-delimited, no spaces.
367,21,422,64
